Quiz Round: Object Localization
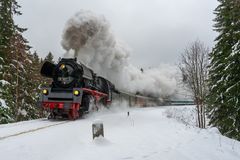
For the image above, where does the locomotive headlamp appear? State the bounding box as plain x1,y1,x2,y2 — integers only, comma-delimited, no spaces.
42,89,48,95
73,90,80,96
60,64,66,70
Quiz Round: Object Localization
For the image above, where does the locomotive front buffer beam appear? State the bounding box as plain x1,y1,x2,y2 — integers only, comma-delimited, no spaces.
39,87,108,120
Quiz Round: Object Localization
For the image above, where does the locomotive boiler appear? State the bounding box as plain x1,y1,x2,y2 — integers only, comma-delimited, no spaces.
39,58,115,119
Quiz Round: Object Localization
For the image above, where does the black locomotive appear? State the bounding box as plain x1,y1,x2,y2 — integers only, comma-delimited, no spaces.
40,58,116,119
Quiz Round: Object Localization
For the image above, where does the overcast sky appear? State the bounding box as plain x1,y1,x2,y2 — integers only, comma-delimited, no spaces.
15,0,218,68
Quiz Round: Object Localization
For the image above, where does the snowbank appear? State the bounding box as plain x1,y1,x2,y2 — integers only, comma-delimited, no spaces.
164,105,197,126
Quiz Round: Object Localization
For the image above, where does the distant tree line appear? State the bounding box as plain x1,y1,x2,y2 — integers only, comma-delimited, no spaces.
179,0,240,140
0,0,54,123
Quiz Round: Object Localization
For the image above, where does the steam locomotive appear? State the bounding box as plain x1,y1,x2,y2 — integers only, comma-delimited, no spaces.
39,58,116,119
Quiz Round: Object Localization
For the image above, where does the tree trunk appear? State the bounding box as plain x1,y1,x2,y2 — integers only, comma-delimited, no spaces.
196,102,201,128
16,49,20,121
203,104,206,128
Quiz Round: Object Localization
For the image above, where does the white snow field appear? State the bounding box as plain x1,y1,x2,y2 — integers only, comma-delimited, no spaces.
0,105,239,160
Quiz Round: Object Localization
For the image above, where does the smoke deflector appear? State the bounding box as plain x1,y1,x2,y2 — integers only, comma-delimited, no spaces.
40,61,56,78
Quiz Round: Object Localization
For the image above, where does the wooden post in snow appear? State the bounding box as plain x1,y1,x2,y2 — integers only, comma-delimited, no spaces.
92,121,104,139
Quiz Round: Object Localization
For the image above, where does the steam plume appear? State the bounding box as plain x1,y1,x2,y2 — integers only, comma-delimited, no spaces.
61,10,178,98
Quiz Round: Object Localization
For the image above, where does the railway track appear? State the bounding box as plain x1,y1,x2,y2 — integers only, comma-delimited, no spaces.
0,121,69,141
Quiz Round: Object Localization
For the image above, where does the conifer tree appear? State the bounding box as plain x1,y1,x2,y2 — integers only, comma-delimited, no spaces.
0,0,23,122
44,52,54,63
18,52,39,120
3,33,30,121
0,0,32,122
0,0,15,87
0,0,15,60
25,51,46,119
207,0,240,140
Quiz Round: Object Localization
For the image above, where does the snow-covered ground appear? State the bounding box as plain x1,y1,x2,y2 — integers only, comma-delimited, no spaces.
0,105,239,160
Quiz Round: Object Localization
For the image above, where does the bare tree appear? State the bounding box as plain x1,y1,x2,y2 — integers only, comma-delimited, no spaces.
179,40,209,128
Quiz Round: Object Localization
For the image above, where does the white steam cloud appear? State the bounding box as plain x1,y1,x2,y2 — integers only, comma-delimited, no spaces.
61,10,178,98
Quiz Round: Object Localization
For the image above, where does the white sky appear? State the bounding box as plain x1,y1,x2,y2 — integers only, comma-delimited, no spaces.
15,0,218,68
